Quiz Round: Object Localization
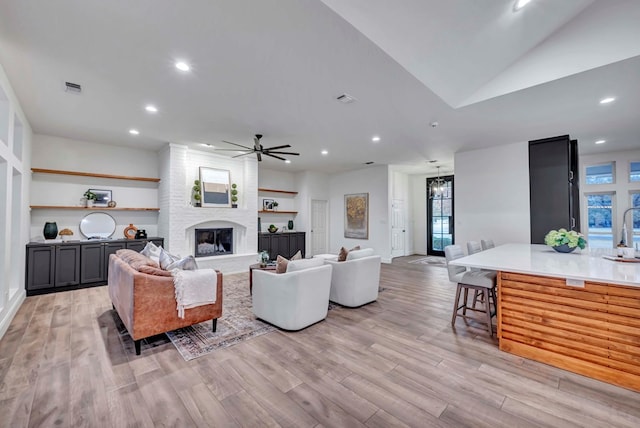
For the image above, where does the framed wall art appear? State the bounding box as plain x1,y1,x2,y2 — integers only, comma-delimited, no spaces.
344,193,369,239
199,167,231,207
262,198,275,211
90,189,112,207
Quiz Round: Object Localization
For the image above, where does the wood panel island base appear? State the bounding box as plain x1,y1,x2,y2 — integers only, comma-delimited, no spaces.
498,272,640,393
451,244,640,393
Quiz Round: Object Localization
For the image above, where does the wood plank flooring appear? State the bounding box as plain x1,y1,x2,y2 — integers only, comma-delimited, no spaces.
1,255,640,427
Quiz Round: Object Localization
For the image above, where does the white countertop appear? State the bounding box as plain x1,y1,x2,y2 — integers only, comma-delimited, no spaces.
450,244,640,288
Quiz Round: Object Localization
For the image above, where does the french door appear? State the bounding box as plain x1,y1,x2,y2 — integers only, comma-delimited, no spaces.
427,175,454,256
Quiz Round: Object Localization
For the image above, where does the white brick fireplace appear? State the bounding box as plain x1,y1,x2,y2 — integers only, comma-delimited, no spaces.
158,144,259,274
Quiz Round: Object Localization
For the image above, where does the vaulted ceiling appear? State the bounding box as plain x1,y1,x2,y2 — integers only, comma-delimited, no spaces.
1,0,638,174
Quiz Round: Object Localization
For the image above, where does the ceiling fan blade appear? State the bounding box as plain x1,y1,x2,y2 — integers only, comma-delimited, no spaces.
257,152,262,162
215,148,252,152
264,151,300,156
263,144,291,151
221,140,253,150
264,153,287,161
232,152,254,158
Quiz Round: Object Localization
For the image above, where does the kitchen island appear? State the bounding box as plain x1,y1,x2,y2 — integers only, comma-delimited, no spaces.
451,244,640,392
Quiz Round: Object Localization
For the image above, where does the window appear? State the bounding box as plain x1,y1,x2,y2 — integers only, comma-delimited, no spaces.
630,161,640,182
632,192,640,248
586,193,614,248
586,163,615,184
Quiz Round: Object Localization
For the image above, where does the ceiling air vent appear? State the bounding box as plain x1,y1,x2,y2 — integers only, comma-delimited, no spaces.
64,81,82,94
336,93,356,104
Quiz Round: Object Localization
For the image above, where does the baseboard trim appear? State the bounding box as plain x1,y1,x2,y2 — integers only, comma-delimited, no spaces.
0,290,26,340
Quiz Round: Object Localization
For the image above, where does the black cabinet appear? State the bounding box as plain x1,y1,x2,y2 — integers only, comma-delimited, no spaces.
25,237,164,295
529,135,580,244
257,232,305,260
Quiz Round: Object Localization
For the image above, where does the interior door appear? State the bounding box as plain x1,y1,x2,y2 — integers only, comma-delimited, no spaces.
310,199,328,256
391,199,406,258
427,176,454,256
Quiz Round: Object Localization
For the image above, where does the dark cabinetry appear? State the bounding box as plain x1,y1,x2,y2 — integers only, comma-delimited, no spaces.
529,135,580,244
258,232,305,260
26,237,164,295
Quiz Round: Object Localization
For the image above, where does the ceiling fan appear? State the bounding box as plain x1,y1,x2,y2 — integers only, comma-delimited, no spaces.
216,134,300,162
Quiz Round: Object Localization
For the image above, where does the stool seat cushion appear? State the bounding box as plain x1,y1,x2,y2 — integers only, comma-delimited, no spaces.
461,270,496,288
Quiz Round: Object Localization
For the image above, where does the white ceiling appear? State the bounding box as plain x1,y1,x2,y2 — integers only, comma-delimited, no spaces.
0,0,639,175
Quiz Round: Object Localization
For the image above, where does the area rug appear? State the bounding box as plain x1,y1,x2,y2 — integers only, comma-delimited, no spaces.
166,272,276,361
408,256,446,266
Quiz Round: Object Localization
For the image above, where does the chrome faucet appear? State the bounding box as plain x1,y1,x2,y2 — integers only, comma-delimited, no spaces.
620,207,640,247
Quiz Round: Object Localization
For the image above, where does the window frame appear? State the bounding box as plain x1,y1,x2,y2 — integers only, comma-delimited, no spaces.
583,191,617,249
584,161,616,185
629,160,640,183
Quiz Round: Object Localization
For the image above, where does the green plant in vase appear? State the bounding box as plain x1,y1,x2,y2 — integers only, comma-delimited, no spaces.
192,180,202,207
231,183,238,208
272,201,279,211
83,190,97,208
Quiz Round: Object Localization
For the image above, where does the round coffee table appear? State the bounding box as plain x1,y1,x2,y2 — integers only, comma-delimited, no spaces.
249,262,277,294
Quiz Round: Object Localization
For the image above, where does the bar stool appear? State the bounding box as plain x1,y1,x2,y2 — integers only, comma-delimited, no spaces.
445,245,497,337
467,241,489,307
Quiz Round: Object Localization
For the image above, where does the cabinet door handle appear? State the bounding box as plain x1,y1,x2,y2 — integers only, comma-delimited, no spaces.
569,171,574,181
571,217,576,228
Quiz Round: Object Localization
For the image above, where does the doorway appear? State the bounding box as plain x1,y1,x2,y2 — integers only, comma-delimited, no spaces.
427,175,454,256
391,199,406,258
310,199,329,256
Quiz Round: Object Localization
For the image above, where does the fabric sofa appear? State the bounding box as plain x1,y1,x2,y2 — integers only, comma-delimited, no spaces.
252,258,332,330
108,251,222,355
324,248,381,307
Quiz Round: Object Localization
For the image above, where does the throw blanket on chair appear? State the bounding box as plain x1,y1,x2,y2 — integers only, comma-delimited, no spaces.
172,269,217,318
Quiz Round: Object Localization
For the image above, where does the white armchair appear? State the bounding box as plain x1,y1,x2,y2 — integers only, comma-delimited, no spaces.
252,259,333,330
325,249,381,307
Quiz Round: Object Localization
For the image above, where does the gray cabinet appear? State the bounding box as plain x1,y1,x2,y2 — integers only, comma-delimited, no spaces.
257,232,305,260
25,237,164,295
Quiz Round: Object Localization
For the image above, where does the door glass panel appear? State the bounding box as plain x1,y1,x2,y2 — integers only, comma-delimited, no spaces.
587,194,613,248
427,176,453,255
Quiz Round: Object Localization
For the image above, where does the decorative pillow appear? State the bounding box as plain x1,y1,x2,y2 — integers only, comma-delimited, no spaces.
337,245,361,262
166,255,199,271
140,241,162,263
159,247,180,270
286,257,324,273
275,250,303,274
346,248,375,261
136,264,173,277
116,249,159,268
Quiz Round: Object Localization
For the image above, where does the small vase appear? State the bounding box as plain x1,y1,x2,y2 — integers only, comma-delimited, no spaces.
86,199,94,208
288,220,294,231
43,222,58,240
552,244,576,253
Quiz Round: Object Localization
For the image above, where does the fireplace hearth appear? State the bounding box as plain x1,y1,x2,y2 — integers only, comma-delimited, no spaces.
195,228,233,257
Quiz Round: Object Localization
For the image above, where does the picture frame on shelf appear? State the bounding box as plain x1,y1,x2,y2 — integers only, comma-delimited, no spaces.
90,189,112,207
199,167,231,208
263,199,274,211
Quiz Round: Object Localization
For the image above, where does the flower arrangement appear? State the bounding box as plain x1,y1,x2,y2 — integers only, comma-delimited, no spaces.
544,228,587,249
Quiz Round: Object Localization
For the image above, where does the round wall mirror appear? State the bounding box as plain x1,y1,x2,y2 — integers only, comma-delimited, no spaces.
80,212,116,239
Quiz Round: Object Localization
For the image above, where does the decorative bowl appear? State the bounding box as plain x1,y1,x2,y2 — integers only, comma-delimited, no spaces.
552,244,576,253
268,227,278,233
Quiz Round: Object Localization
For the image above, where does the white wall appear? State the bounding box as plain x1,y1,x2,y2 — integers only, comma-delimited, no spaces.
455,142,531,249
0,60,32,339
30,134,160,239
295,170,330,256
258,168,298,232
329,165,391,262
579,148,640,246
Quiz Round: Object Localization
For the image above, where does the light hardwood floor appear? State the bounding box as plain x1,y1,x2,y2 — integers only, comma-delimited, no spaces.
1,256,640,427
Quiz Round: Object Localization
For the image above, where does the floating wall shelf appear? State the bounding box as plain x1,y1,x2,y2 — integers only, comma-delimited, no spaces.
257,188,298,195
31,168,161,183
258,210,298,215
30,206,159,211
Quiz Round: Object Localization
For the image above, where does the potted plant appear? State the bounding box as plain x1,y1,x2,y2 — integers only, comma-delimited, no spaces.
83,190,97,208
544,228,587,253
231,183,238,208
272,201,279,211
192,180,202,207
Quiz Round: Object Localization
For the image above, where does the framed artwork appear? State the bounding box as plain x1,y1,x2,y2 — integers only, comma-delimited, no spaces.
199,167,231,207
262,199,274,211
90,189,112,207
344,193,369,239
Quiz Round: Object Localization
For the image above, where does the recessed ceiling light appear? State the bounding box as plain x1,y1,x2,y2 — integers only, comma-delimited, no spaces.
599,97,616,104
175,61,190,72
145,105,158,113
514,0,532,11
285,160,291,164
321,150,328,155
372,136,381,142
129,129,139,135
595,140,606,145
